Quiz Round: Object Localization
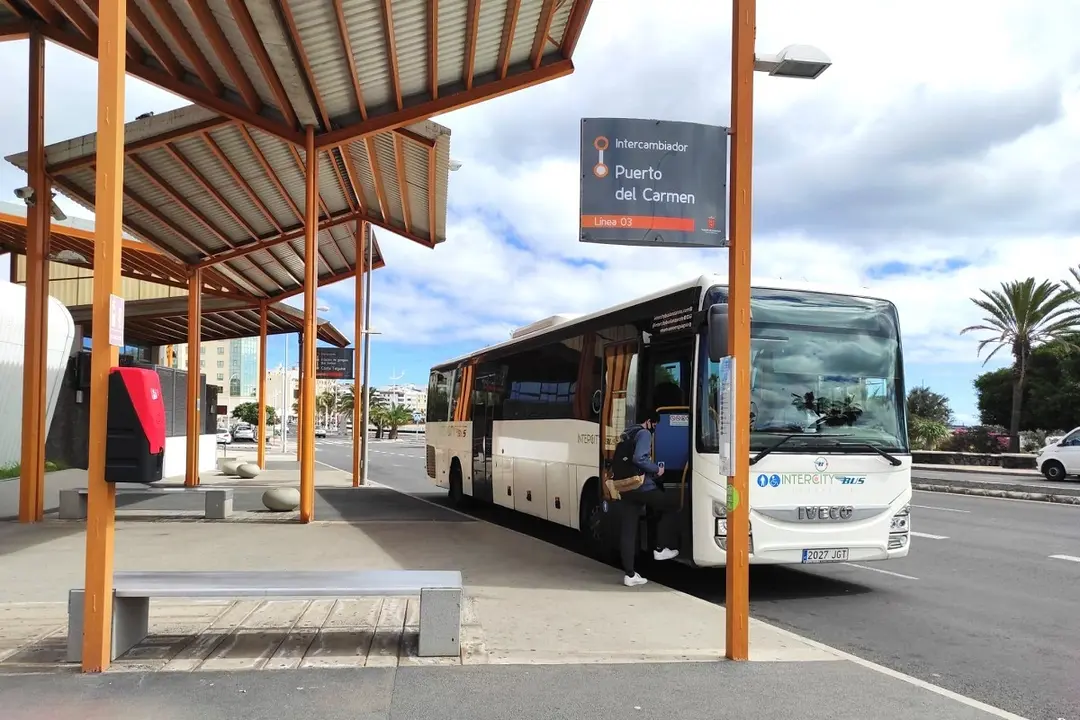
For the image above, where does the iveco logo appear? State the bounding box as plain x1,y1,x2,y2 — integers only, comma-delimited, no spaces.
814,456,828,471
797,505,854,521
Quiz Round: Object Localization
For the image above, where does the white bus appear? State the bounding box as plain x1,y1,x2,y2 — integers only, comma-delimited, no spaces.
425,275,912,568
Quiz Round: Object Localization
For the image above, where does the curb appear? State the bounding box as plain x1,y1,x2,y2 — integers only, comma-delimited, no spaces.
912,482,1080,505
912,464,1036,477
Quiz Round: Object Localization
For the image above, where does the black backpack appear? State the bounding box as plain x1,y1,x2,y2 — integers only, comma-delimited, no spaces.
610,426,645,480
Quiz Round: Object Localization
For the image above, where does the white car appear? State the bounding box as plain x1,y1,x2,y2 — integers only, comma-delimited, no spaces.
315,426,327,439
216,430,232,445
1035,426,1080,481
232,424,256,442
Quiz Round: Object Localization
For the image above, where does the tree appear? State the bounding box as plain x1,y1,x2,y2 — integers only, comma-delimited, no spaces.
906,386,952,424
909,416,952,451
384,403,414,439
905,386,952,450
231,401,277,427
960,278,1080,451
974,334,1080,431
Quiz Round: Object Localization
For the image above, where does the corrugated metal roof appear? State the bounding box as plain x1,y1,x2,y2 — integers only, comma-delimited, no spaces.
0,205,239,297
4,103,441,300
12,0,593,147
66,295,351,348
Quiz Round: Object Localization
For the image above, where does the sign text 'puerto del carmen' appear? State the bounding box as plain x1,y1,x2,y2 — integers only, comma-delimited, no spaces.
579,117,728,248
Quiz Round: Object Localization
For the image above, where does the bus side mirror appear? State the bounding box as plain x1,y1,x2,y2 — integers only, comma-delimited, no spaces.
707,303,729,362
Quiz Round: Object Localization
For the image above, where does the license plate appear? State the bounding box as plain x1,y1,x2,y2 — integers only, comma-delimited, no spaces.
801,548,849,564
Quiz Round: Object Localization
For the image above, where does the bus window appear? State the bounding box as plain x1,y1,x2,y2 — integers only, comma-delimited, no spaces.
427,370,451,422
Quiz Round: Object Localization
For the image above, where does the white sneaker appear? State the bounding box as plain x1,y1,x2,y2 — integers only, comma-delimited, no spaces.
623,573,648,587
653,548,680,561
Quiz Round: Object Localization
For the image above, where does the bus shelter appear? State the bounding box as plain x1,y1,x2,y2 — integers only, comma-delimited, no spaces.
0,0,595,673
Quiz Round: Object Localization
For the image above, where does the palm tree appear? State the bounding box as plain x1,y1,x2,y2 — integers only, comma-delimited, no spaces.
960,278,1080,452
906,386,952,424
384,404,414,439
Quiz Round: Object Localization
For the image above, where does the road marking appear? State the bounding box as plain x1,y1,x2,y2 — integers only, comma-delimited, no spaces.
911,531,949,540
1049,554,1080,563
911,504,970,514
842,562,919,580
759,628,1028,720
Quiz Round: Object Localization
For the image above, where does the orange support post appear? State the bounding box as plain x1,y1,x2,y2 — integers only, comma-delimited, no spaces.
725,0,755,662
82,0,126,672
358,222,371,487
299,126,318,522
257,302,268,469
19,28,47,523
185,267,202,487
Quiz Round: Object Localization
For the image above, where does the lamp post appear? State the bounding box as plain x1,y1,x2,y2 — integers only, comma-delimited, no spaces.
317,304,330,428
726,0,831,662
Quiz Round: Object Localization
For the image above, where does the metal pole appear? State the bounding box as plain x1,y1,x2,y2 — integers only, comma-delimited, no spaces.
725,0,755,661
280,336,288,453
360,230,373,484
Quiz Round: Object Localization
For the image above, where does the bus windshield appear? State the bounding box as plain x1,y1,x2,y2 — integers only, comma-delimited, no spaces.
698,286,908,454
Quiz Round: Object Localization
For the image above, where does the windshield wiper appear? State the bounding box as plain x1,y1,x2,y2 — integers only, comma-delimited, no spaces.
834,441,902,466
749,435,903,467
750,433,800,466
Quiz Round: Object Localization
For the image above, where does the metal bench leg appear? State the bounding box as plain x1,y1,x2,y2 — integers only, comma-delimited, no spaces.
59,490,87,520
67,590,150,663
204,490,232,520
418,587,461,657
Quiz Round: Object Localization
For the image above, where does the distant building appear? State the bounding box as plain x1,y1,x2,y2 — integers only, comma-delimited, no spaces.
373,383,427,414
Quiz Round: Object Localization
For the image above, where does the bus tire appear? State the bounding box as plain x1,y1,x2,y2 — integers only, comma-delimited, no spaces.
579,479,616,563
448,459,468,507
1041,460,1067,482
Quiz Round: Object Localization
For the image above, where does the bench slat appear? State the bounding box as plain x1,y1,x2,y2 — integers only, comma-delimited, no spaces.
106,570,462,598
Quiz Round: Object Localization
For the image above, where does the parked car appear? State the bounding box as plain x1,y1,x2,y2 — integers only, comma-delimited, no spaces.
232,424,256,442
314,426,327,439
1035,426,1080,481
216,430,232,445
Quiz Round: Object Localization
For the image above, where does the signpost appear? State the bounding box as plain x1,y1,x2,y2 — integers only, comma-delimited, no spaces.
315,347,354,380
579,117,728,248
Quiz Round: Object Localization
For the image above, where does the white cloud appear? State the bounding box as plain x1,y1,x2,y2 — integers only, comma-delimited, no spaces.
1,1,1077,415
363,0,1080,378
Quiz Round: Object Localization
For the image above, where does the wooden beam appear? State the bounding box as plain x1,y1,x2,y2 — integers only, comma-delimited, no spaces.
316,59,574,149
82,0,126,674
530,0,558,69
497,0,522,79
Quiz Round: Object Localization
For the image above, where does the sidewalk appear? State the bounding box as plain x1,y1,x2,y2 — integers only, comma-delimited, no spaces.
0,663,1019,719
0,467,1027,719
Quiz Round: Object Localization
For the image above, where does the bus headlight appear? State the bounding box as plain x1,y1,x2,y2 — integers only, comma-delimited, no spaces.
713,500,727,536
890,504,910,533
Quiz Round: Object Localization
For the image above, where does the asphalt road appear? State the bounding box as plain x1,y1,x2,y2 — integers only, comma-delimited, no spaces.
316,438,1080,720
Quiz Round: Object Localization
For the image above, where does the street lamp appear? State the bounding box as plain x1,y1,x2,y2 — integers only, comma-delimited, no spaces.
449,159,463,171
725,0,831,664
753,44,832,79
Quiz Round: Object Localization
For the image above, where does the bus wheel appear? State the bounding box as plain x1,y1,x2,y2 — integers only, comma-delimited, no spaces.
579,481,615,563
1042,460,1067,482
448,462,467,507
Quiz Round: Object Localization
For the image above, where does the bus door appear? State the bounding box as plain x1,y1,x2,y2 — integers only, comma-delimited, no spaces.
639,341,694,552
470,363,502,504
600,341,640,470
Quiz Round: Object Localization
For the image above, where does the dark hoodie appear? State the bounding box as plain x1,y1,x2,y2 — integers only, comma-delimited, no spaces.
622,425,661,491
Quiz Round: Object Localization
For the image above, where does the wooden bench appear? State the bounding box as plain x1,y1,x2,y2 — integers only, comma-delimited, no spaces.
58,486,234,520
66,569,463,662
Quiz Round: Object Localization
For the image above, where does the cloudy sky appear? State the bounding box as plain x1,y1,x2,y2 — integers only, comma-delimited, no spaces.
1,0,1078,424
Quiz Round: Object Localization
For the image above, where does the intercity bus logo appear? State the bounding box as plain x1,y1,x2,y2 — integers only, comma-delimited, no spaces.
592,136,609,178
757,473,867,487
